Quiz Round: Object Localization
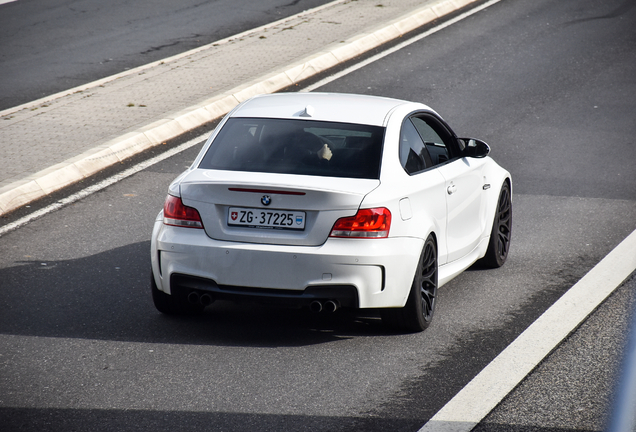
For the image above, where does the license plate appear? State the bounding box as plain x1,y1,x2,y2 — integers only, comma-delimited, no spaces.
228,207,306,230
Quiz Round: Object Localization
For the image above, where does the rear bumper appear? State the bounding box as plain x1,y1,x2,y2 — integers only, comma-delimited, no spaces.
169,273,360,309
151,218,424,309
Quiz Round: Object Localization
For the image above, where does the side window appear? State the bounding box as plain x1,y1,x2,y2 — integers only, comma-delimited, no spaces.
399,119,433,175
411,116,454,166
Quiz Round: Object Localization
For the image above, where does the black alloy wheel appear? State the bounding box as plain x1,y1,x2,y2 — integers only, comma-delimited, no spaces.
382,235,438,332
480,182,512,268
418,237,438,325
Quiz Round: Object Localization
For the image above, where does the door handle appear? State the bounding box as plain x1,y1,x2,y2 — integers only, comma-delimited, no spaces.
447,183,457,195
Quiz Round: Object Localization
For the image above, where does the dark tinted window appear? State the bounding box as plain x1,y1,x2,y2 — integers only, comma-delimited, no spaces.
199,118,384,179
399,119,432,175
410,117,451,166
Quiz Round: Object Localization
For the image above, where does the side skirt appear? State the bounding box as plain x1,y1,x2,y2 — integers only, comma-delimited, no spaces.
438,237,489,287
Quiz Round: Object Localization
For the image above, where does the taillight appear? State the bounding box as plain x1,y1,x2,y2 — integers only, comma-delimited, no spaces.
163,195,203,229
330,208,391,238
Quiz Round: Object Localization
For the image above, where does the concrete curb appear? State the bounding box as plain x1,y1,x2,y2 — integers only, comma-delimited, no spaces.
0,0,477,216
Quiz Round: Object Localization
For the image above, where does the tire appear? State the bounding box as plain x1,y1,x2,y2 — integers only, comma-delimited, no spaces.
382,235,438,332
479,181,512,268
150,271,203,315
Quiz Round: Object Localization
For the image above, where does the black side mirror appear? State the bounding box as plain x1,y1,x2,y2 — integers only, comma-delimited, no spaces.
459,138,490,158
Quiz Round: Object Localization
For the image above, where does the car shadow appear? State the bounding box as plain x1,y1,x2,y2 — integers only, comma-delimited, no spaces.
0,241,399,347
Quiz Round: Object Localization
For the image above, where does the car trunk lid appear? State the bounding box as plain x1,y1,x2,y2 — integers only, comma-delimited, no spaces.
179,169,380,246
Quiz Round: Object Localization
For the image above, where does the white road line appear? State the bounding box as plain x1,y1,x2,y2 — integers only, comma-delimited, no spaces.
418,228,636,432
0,133,208,238
301,0,504,93
0,0,18,5
0,0,349,117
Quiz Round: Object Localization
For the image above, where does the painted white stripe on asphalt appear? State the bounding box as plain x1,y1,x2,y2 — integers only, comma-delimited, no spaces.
0,0,349,117
418,228,636,432
0,133,208,238
0,0,18,5
301,0,504,93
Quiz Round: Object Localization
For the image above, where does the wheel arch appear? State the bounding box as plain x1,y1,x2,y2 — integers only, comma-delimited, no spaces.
479,172,512,258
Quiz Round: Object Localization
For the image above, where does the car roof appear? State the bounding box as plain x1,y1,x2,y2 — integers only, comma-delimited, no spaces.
229,92,426,126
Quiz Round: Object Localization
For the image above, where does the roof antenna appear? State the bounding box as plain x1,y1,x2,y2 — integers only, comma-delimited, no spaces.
299,105,315,117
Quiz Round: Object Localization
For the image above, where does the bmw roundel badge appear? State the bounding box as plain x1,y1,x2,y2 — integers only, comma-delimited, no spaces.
261,195,271,206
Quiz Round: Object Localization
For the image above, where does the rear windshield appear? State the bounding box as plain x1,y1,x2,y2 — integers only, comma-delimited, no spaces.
198,118,385,179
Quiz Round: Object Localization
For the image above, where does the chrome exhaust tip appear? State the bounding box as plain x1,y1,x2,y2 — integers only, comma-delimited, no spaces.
200,293,214,306
309,300,323,313
323,300,339,313
187,292,200,304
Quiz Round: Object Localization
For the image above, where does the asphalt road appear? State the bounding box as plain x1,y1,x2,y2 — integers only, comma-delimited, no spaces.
474,274,636,432
1,0,635,430
0,0,334,110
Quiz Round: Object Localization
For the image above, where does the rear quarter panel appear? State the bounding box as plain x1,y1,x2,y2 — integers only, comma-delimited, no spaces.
362,106,449,263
